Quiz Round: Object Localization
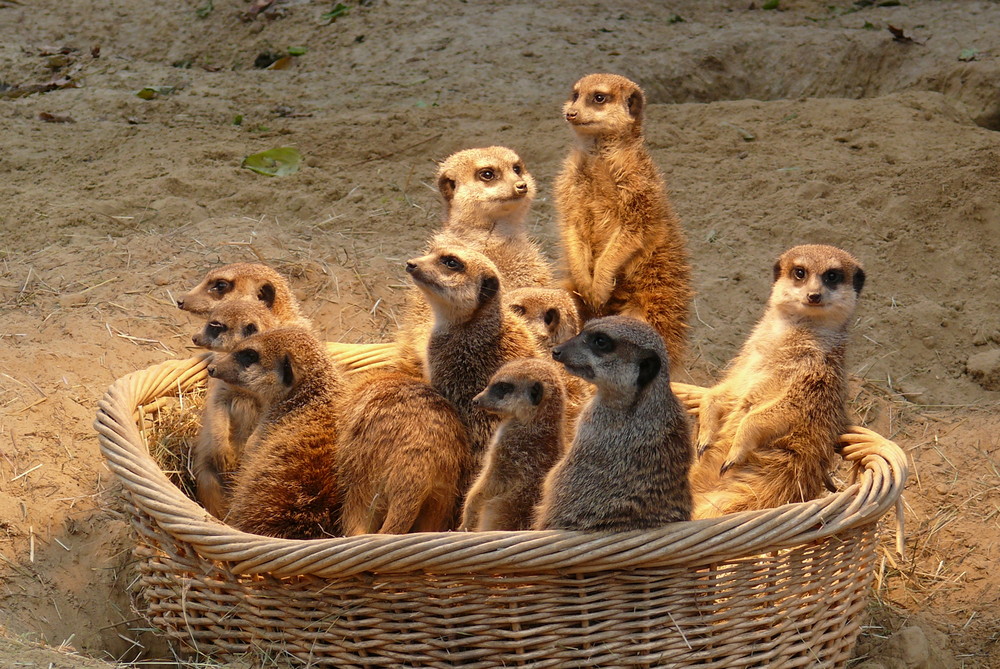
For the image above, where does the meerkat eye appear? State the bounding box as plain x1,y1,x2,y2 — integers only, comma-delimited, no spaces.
440,255,465,272
510,304,527,316
477,169,496,182
512,164,522,176
492,381,514,399
234,348,260,368
822,269,845,288
242,323,259,337
793,267,807,281
590,332,615,354
210,279,231,294
206,322,226,339
571,90,579,102
593,93,608,104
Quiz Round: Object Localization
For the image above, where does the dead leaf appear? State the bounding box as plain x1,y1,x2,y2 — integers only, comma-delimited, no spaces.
242,0,275,20
888,25,921,44
38,112,75,123
266,56,294,70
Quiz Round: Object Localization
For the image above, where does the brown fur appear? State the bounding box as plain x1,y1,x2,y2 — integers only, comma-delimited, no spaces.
554,73,692,370
460,358,566,531
395,147,553,378
211,327,344,538
189,301,279,519
337,370,469,535
406,245,542,495
690,245,866,518
177,262,312,330
535,316,692,531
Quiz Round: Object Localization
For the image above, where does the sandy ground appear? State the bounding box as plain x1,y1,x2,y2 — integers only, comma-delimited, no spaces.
0,0,998,666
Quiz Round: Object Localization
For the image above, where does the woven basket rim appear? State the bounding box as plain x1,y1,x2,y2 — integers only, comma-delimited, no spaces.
94,351,908,578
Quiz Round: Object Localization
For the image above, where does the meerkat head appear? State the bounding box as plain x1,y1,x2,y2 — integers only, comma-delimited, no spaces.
563,73,645,142
552,316,667,400
406,245,502,326
207,327,326,405
473,357,564,423
770,244,865,330
177,263,295,317
436,146,536,228
506,287,581,351
192,300,278,352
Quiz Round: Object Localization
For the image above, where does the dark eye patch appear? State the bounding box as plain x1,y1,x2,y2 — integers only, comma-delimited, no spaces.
242,323,259,338
441,255,465,272
206,321,226,339
210,279,232,294
793,267,807,281
492,381,514,399
234,348,260,368
822,268,845,289
510,304,527,316
588,332,615,355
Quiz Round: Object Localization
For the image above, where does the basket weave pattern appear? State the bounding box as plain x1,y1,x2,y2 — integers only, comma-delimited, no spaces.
95,354,907,667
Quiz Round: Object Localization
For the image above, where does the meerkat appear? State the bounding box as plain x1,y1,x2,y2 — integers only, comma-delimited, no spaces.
177,262,313,330
535,315,692,532
210,327,344,539
554,73,692,371
459,358,567,532
689,245,866,519
337,370,469,535
189,300,279,519
391,146,554,378
406,245,542,493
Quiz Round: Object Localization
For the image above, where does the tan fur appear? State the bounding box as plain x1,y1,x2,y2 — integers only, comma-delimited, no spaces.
189,301,279,519
554,73,692,370
177,262,312,330
395,147,553,378
690,245,866,518
212,327,344,538
337,370,469,535
535,316,692,531
460,358,566,532
406,245,542,496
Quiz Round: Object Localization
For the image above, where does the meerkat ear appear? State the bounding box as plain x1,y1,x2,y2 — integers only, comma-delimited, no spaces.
772,260,782,283
853,267,866,294
479,275,500,305
626,89,645,119
543,308,560,332
636,353,662,390
279,354,295,387
258,282,276,309
529,382,544,406
437,173,457,201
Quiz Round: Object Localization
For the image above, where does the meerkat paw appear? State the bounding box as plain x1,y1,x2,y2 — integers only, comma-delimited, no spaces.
719,447,749,475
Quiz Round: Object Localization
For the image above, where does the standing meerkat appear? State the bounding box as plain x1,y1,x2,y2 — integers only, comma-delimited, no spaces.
687,245,866,519
391,147,554,378
535,316,692,532
459,358,567,532
210,327,344,539
189,300,279,519
406,245,542,493
554,73,692,370
177,262,313,331
337,370,469,535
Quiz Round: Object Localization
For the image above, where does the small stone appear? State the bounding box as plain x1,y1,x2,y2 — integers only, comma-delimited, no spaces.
966,349,1000,391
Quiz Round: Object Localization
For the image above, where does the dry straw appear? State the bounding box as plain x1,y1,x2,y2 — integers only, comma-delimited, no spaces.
95,352,907,668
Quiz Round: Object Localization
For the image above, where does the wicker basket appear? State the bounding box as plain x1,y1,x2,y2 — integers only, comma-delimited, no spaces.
94,353,907,668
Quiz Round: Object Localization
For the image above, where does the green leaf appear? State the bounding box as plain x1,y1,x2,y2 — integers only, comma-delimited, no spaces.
195,0,214,18
287,46,308,56
863,21,876,30
762,0,779,9
232,114,244,126
320,3,349,23
241,147,302,177
135,86,175,100
667,13,684,23
959,48,978,62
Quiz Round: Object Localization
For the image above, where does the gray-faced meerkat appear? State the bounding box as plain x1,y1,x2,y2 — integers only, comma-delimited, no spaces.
459,358,567,532
337,370,469,535
688,245,866,519
391,147,554,378
406,245,542,494
189,300,279,519
554,73,692,371
210,327,344,539
177,262,313,331
535,315,692,532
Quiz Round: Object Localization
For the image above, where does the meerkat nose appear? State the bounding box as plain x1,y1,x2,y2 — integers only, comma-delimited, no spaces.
207,365,217,378
405,261,417,274
176,299,185,309
551,345,564,361
807,292,822,304
514,182,527,194
565,110,577,120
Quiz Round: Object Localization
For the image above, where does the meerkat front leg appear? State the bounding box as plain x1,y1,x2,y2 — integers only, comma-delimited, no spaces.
587,227,642,307
459,469,492,531
695,389,730,457
563,224,595,299
719,400,792,474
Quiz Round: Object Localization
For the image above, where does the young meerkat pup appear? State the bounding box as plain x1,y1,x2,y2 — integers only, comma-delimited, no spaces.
189,300,278,519
337,370,469,535
535,316,692,532
406,245,542,493
459,358,567,532
555,73,692,370
392,147,553,378
688,245,866,519
210,327,344,539
177,262,313,331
